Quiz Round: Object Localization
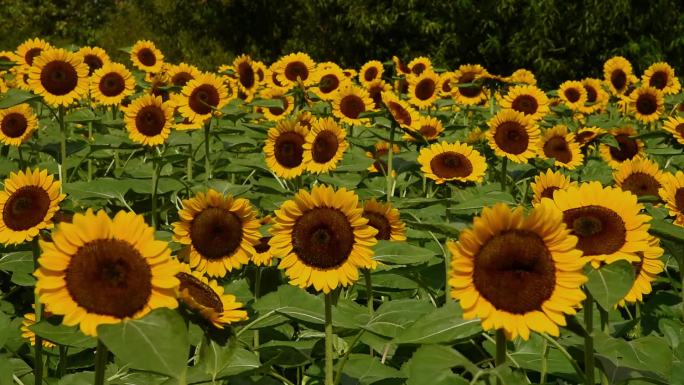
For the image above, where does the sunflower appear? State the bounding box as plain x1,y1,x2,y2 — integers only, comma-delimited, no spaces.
0,169,64,245
659,171,684,226
251,236,276,266
366,141,401,174
404,115,444,142
408,70,439,108
551,182,651,268
618,236,664,306
452,64,488,105
575,127,603,147
269,185,378,293
172,189,260,277
0,50,17,64
0,103,38,146
21,313,56,348
253,60,267,84
312,64,346,100
176,263,248,328
258,87,295,121
303,117,348,174
77,46,110,76
34,210,179,336
167,63,201,87
613,157,666,198
295,110,316,131
130,40,164,73
538,125,584,170
332,83,374,125
173,117,203,131
500,85,549,121
365,79,392,109
178,72,228,123
381,91,419,129
123,94,173,147
418,141,487,184
27,48,89,106
274,52,316,87
407,57,432,76
629,86,664,123
394,78,409,94
663,116,684,146
506,69,537,86
233,54,258,96
15,38,51,67
579,78,609,114
437,72,457,97
90,62,135,106
265,64,290,91
9,65,32,91
359,199,406,243
558,81,587,110
392,56,411,76
603,56,634,96
359,60,384,86
264,119,310,179
599,127,644,169
448,201,587,340
487,109,540,163
642,62,681,95
531,169,577,205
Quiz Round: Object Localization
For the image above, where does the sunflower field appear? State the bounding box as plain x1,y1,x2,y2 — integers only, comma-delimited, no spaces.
0,37,683,385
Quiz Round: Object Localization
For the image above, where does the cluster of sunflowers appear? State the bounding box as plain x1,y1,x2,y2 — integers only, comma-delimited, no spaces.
1,36,683,385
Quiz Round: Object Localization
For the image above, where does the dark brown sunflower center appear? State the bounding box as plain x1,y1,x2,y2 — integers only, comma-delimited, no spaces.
190,207,243,260
25,48,43,66
171,72,193,87
636,93,658,115
611,70,627,91
189,84,220,115
40,60,78,96
340,95,365,119
369,85,383,109
363,211,391,240
388,102,412,126
1,113,28,138
254,236,271,253
312,131,340,163
585,85,597,103
419,124,437,138
494,121,529,155
177,272,223,313
649,71,668,90
2,186,50,231
274,131,305,168
396,78,409,94
271,72,284,87
576,131,596,145
65,239,152,317
83,55,104,76
430,151,473,179
459,72,481,98
543,136,572,163
364,67,378,82
136,48,157,67
621,172,661,197
676,124,684,138
285,62,308,81
540,186,560,200
414,78,436,101
564,88,581,103
441,78,452,93
675,188,684,212
268,96,288,116
473,230,555,314
292,207,355,269
98,72,126,97
512,95,538,115
135,105,166,137
319,74,340,93
609,134,639,162
411,63,426,75
238,62,255,90
563,205,627,256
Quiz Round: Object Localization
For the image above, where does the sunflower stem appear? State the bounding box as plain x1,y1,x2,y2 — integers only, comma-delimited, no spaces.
495,329,506,367
31,238,44,385
386,121,397,202
539,333,586,382
187,143,193,182
58,345,68,377
540,337,549,384
58,105,67,188
87,121,93,182
584,291,595,385
151,155,160,229
634,301,641,337
333,330,365,385
500,157,508,191
94,339,108,385
363,269,374,316
204,120,212,183
253,267,262,353
324,293,335,385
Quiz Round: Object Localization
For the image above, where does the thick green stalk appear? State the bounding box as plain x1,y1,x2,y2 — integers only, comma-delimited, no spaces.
58,345,68,377
540,338,549,384
204,121,212,183
253,267,262,352
584,291,595,385
151,158,160,229
94,340,108,385
386,122,397,202
495,329,506,366
31,238,43,385
87,122,93,182
500,157,508,191
363,269,373,316
58,106,67,186
324,293,334,385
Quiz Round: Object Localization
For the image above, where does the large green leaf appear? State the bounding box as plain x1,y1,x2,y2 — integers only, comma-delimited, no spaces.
364,299,433,338
30,321,96,348
341,354,406,384
0,252,33,274
199,336,260,380
401,345,476,385
252,285,325,325
0,89,39,108
393,302,481,344
594,332,672,383
585,260,635,310
372,240,435,265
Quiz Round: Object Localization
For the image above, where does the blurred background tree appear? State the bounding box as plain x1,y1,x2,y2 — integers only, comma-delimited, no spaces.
1,0,682,87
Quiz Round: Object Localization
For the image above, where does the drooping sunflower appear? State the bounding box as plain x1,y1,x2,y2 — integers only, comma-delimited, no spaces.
172,189,261,277
599,127,644,169
265,64,291,91
408,70,439,108
178,72,228,123
15,38,51,67
394,78,409,94
629,86,664,123
380,91,419,129
452,64,488,105
603,56,634,96
486,109,540,163
618,236,664,307
130,40,164,73
27,48,89,106
358,60,384,86
123,94,173,147
418,141,487,184
366,141,401,174
448,201,587,340
361,198,406,242
274,52,316,87
538,125,584,170
34,210,179,337
312,64,346,100
500,85,549,121
0,103,38,146
659,171,684,226
0,169,64,245
404,115,444,142
392,56,411,76
642,62,681,95
551,182,651,268
264,119,310,179
531,169,576,205
506,68,537,86
90,62,135,106
365,79,392,109
233,54,258,96
0,50,16,64
332,83,374,125
558,81,587,110
579,78,609,114
269,185,378,293
21,313,56,348
295,110,316,131
575,127,603,147
167,63,201,87
437,72,457,97
176,263,248,328
77,46,110,76
251,236,276,266
258,87,295,121
407,57,432,76
253,60,267,84
303,117,348,174
663,115,684,146
613,157,666,199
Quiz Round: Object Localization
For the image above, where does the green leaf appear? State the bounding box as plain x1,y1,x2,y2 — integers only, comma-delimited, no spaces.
393,302,482,344
402,345,475,385
249,98,284,108
341,354,406,384
253,285,325,325
59,372,97,385
97,308,189,379
0,355,11,385
0,252,33,274
66,108,100,123
585,260,635,310
257,340,313,367
372,240,435,265
0,89,39,108
594,332,672,383
365,299,433,338
199,337,260,380
30,321,96,348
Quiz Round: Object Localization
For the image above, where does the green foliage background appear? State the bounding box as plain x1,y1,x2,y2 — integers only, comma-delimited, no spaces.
1,0,683,86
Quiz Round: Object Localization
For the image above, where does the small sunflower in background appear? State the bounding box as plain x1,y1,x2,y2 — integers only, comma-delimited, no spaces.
178,72,228,123
531,169,576,205
407,56,432,76
579,78,609,114
0,50,17,64
233,54,258,96
487,109,540,163
408,70,439,108
417,141,487,184
251,235,276,267
123,94,173,147
332,83,373,125
659,171,684,226
264,119,310,179
629,86,664,123
358,60,384,86
303,117,348,174
558,80,587,110
28,48,89,106
130,40,164,73
391,56,411,76
365,79,392,109
538,125,583,170
613,157,667,199
576,127,604,147
404,115,444,142
642,62,681,95
381,91,419,129
0,103,38,146
269,185,378,293
77,46,110,76
274,52,316,87
366,141,401,174
167,63,201,87
265,63,291,91
259,87,295,121
618,236,664,307
506,68,537,86
500,84,549,121
172,189,261,278
15,38,51,67
603,56,635,96
21,313,56,348
599,127,644,169
361,199,406,242
663,115,684,145
437,72,457,97
312,64,346,100
452,64,488,105
90,62,135,106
